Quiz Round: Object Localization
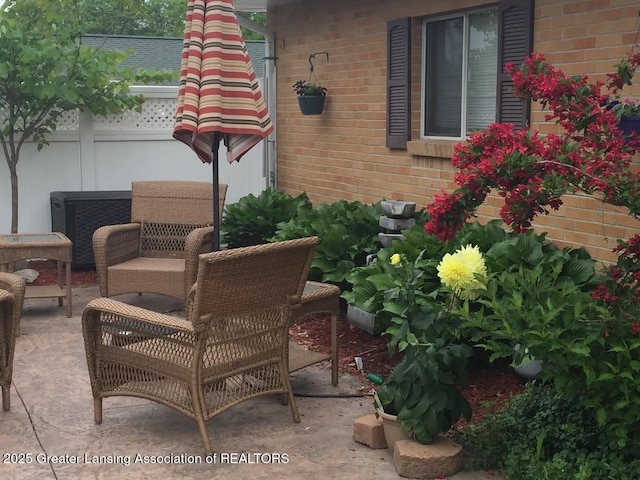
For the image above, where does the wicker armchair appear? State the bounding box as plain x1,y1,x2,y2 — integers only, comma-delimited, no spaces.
82,236,318,454
0,272,26,410
92,181,227,301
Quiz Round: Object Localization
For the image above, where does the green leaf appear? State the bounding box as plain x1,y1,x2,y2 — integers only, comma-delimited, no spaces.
596,407,607,425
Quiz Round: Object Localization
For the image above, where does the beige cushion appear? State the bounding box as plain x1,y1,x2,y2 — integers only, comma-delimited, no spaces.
108,258,185,298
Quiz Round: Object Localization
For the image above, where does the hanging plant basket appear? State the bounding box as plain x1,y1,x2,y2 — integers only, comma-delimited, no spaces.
297,95,325,115
618,115,640,142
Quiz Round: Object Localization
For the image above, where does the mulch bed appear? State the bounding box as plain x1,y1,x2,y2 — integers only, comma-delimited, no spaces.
28,259,526,426
27,259,99,287
292,313,526,425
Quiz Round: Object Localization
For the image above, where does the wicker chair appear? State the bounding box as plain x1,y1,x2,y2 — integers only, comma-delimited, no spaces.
0,272,26,411
82,236,319,454
92,181,227,301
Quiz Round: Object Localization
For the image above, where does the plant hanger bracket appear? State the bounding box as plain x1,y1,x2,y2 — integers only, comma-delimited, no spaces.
308,51,329,82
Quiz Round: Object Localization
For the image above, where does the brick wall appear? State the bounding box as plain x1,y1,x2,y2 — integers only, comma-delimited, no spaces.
269,0,640,264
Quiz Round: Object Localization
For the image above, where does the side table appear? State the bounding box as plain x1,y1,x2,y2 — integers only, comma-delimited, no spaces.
0,233,73,318
289,281,340,386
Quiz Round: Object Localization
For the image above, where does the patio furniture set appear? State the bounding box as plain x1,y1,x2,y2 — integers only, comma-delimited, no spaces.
0,180,339,455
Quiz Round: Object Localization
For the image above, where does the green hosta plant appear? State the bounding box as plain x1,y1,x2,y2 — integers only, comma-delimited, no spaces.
342,225,449,333
458,229,599,372
273,200,382,286
221,189,312,248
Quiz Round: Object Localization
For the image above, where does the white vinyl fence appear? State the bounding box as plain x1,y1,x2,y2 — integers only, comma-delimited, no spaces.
0,85,268,234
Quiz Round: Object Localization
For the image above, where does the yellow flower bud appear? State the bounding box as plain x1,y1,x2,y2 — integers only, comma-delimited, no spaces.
390,253,401,266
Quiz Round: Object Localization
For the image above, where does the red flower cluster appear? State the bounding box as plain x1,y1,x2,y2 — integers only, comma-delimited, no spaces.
423,52,640,241
591,284,618,304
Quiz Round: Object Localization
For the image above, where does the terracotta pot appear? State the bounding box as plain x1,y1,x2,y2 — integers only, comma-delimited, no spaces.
376,407,411,453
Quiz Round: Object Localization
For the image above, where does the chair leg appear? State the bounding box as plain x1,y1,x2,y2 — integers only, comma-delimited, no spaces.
196,418,213,456
280,362,299,423
94,398,103,424
330,313,339,386
2,385,9,411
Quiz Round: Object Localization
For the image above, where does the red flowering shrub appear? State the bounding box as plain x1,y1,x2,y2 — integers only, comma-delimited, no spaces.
426,52,640,452
425,52,640,242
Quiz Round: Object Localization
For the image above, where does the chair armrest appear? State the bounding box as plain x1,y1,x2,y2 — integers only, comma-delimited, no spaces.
93,223,141,296
82,297,194,335
93,223,142,267
0,272,26,302
183,226,214,296
0,272,26,314
82,298,196,387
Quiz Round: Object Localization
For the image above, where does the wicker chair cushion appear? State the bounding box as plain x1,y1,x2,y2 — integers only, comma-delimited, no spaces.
107,258,185,298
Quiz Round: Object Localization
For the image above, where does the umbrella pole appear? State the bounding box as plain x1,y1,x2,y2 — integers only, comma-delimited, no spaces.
212,134,221,252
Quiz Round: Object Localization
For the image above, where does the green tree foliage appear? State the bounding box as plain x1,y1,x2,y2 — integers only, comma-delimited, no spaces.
77,0,267,40
0,0,174,232
78,0,186,37
238,12,267,40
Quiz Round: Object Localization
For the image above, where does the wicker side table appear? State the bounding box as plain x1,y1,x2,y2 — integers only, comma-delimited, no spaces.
0,233,72,318
289,281,340,386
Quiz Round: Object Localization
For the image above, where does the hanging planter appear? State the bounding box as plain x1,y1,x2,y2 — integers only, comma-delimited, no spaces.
293,80,327,115
297,94,326,115
608,99,640,143
618,115,640,140
293,52,329,116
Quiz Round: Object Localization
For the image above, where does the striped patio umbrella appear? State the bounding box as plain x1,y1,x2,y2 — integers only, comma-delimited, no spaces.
173,0,273,250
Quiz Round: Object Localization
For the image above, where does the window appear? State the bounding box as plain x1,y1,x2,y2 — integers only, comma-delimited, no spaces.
423,9,498,138
385,0,534,150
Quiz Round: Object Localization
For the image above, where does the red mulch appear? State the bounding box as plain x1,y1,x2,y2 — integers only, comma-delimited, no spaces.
291,313,526,426
29,259,525,426
28,259,99,287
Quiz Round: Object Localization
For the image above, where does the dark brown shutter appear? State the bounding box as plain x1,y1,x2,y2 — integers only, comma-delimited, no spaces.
386,17,411,149
496,0,534,129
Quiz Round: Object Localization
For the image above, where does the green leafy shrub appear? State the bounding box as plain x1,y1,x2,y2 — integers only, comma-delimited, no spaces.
272,200,382,287
456,229,640,452
455,383,640,479
376,341,472,445
221,188,312,248
458,228,598,366
341,226,449,334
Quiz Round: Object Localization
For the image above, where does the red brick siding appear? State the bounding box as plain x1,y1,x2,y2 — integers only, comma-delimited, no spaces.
269,0,640,263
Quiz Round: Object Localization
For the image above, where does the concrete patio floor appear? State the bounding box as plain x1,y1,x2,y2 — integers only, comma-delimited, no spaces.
1,285,495,480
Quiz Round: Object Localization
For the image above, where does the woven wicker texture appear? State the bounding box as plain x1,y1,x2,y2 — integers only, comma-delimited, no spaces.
131,181,220,225
0,273,26,411
50,191,132,269
292,281,341,386
82,236,318,454
92,181,228,300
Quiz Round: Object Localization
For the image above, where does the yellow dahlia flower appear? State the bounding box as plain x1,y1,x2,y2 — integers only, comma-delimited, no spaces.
457,244,487,279
390,253,401,266
437,244,486,300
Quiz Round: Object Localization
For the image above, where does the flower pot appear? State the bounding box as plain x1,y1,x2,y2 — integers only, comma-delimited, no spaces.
297,95,325,115
618,115,640,142
375,407,412,453
512,344,542,379
346,305,378,335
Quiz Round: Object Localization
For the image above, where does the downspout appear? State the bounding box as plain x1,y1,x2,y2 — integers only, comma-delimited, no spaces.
237,15,278,191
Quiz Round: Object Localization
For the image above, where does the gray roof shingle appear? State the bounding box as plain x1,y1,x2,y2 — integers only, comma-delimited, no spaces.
81,35,266,83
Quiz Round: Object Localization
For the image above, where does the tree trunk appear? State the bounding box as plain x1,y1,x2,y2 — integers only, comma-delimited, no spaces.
10,165,18,233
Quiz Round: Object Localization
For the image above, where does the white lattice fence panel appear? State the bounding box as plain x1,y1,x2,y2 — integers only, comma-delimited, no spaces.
56,110,80,130
0,109,79,131
93,98,175,131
